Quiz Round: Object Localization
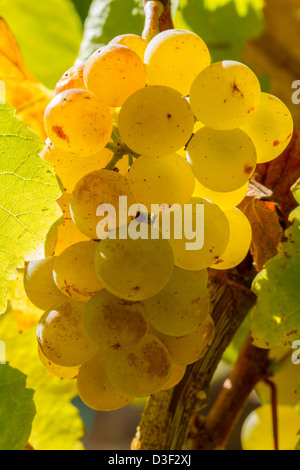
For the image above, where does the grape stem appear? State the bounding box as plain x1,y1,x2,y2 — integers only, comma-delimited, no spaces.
142,0,174,42
105,127,139,170
264,379,279,451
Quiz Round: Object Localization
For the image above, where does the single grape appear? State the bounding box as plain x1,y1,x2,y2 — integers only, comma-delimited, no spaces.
212,208,252,270
54,64,86,96
193,179,249,212
144,29,210,96
77,350,133,411
44,89,112,156
53,241,103,302
152,315,215,365
37,300,98,367
241,405,300,450
190,61,261,130
70,169,136,239
192,269,209,286
160,364,187,391
118,86,194,157
187,127,257,192
24,257,66,311
127,153,195,213
38,345,79,380
241,92,294,163
84,45,146,107
94,224,174,301
144,267,210,336
108,34,147,60
105,334,172,397
84,290,149,349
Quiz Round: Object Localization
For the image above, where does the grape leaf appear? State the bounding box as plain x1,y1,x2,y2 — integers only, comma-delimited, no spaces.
0,364,36,450
0,103,62,314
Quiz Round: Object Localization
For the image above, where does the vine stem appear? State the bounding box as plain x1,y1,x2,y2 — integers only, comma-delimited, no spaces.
142,0,174,41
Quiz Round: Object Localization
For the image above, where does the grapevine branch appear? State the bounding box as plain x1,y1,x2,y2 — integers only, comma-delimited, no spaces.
142,0,174,41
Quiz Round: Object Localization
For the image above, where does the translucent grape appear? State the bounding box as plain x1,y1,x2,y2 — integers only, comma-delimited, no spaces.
241,405,300,450
84,45,146,107
160,364,187,391
53,241,103,302
105,334,172,397
152,315,215,365
190,61,261,130
24,257,66,311
37,300,98,367
241,93,294,163
108,34,147,60
84,290,149,349
144,29,210,96
38,345,79,380
54,64,86,96
193,179,248,212
94,224,174,301
118,86,195,157
77,351,133,411
187,127,257,192
212,208,252,270
144,267,210,336
127,153,195,212
70,169,136,239
44,89,112,156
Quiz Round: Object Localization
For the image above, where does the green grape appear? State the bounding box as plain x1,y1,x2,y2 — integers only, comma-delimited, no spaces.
190,61,261,130
156,197,230,271
187,127,257,192
53,241,103,302
152,315,215,365
144,29,210,96
241,93,294,163
84,290,149,349
160,364,187,391
144,267,210,336
118,86,194,157
108,34,147,61
38,345,79,380
193,179,248,212
105,334,172,397
127,153,195,213
24,257,67,311
44,89,113,156
54,64,86,96
192,269,209,286
84,44,146,107
212,208,252,270
241,405,300,450
70,169,136,239
77,351,133,411
94,224,174,301
37,300,98,367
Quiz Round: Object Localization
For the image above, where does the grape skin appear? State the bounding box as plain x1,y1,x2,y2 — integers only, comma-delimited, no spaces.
161,364,187,391
193,179,249,212
54,64,86,96
108,34,147,61
38,345,79,380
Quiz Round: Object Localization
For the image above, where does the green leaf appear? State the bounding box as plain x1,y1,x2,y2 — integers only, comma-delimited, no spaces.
71,0,94,22
0,0,82,88
292,178,300,205
0,364,36,450
78,0,145,62
0,103,62,314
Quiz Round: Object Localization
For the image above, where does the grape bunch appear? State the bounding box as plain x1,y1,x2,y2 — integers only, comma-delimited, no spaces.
23,30,294,412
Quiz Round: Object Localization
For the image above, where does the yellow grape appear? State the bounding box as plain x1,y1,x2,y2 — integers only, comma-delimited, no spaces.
212,208,252,270
160,364,187,391
94,224,174,301
84,44,146,107
108,34,147,60
193,179,249,212
54,64,86,96
44,89,113,156
84,290,149,349
192,269,209,286
53,241,103,302
118,86,194,157
144,267,210,336
187,127,257,192
38,345,79,380
70,169,136,239
241,405,300,450
105,334,172,397
77,350,133,411
144,29,210,96
24,257,66,311
37,300,98,367
152,315,215,365
127,153,195,213
241,93,294,163
190,61,261,130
